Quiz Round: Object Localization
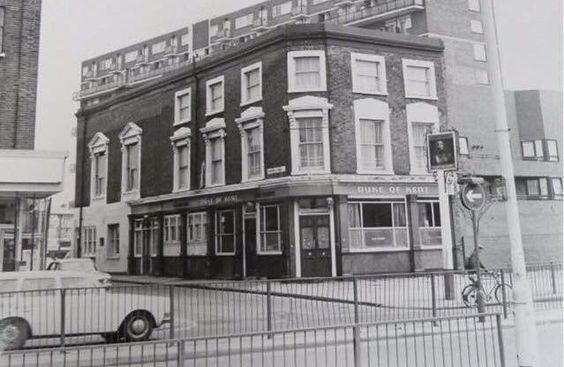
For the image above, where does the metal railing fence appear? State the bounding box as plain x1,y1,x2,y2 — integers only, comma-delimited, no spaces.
0,262,560,348
2,313,505,367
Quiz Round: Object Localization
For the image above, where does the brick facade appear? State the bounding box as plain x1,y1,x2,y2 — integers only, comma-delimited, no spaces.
0,0,42,149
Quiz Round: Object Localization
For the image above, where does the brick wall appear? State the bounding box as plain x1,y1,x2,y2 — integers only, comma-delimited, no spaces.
75,26,445,208
0,0,41,149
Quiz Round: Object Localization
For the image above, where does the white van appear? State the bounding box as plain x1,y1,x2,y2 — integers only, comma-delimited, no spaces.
0,271,170,350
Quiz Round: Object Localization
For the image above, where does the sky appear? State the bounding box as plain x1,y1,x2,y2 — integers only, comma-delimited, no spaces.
34,0,563,207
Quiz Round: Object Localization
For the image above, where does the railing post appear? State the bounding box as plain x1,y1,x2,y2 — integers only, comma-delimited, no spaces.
500,270,508,319
353,277,359,324
177,339,186,367
550,262,557,295
495,314,506,367
353,325,363,367
430,273,437,319
267,281,273,335
169,285,175,339
60,288,66,348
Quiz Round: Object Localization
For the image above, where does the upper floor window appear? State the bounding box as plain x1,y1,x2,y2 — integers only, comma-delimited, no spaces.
88,133,110,201
235,13,254,29
284,96,332,175
119,123,143,198
552,178,563,199
170,127,192,192
187,212,207,255
475,69,489,85
0,7,5,53
354,99,393,174
206,76,224,116
526,177,549,199
473,44,487,62
402,59,437,99
288,50,327,93
272,1,292,17
216,210,236,255
470,19,484,34
180,33,190,46
459,137,470,155
151,41,166,54
99,58,113,71
241,62,262,106
201,118,226,187
124,50,138,63
351,53,387,95
259,205,282,254
107,224,120,258
174,88,191,125
522,139,559,161
468,0,480,12
237,107,265,182
406,102,440,174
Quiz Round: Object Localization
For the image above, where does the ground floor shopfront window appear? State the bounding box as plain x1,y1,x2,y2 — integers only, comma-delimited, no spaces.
348,201,408,251
417,200,442,247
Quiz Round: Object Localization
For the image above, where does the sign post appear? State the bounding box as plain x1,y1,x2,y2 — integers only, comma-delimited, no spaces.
460,180,487,321
427,131,458,299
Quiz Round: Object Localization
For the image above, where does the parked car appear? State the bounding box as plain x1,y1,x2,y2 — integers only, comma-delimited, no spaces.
0,271,170,350
47,258,111,286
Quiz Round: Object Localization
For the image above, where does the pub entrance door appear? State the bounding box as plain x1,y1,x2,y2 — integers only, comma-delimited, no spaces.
299,215,331,277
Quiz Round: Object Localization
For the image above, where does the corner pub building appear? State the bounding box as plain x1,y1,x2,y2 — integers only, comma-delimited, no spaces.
74,24,452,279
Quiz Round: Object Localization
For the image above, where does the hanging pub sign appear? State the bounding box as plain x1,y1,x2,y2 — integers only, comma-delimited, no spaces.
426,131,458,172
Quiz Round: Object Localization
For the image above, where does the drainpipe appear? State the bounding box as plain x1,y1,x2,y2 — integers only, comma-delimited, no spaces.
77,114,88,258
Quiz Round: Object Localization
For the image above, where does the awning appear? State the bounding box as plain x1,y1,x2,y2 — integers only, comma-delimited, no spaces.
0,149,67,199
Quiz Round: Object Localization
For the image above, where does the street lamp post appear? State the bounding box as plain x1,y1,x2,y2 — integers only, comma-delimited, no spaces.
479,0,538,365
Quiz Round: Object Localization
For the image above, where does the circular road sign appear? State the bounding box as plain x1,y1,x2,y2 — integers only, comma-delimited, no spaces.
461,183,486,211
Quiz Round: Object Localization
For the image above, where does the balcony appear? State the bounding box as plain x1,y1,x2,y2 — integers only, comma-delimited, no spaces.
252,18,269,31
136,54,149,65
324,0,424,26
164,45,178,56
73,74,124,101
291,6,308,19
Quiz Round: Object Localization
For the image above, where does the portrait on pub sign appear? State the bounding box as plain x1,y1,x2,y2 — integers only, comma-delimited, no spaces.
427,132,458,171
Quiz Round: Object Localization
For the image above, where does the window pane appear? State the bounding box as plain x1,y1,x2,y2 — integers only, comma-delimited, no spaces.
263,206,279,231
527,179,539,195
552,178,563,196
360,119,384,169
547,140,558,160
392,203,406,227
356,59,379,92
348,203,362,227
406,66,430,96
412,123,432,169
295,56,321,89
433,202,441,227
539,178,549,196
362,203,392,227
298,117,324,169
534,140,544,158
245,68,261,101
522,141,534,157
418,203,433,227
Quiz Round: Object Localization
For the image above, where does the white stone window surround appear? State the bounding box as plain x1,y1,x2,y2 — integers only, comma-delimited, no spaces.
170,127,192,192
236,107,265,182
119,122,143,200
206,75,225,117
88,132,110,202
287,50,328,93
351,53,388,96
174,87,191,126
200,118,227,187
283,96,333,175
401,59,438,100
406,102,440,175
353,99,394,175
241,61,263,106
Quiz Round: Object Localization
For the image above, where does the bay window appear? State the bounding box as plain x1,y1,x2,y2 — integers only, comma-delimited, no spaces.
348,201,408,251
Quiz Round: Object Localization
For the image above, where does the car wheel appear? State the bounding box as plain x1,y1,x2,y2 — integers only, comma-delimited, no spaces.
100,332,119,343
122,312,154,342
0,318,30,351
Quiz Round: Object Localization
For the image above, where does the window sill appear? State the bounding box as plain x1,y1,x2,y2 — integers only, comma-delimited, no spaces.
173,119,190,126
242,175,265,183
240,98,262,108
91,195,106,203
215,252,236,256
405,94,438,101
173,187,191,193
288,87,327,93
106,255,121,260
206,182,225,188
357,169,394,175
292,169,330,175
352,89,388,97
205,109,224,117
413,245,442,251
